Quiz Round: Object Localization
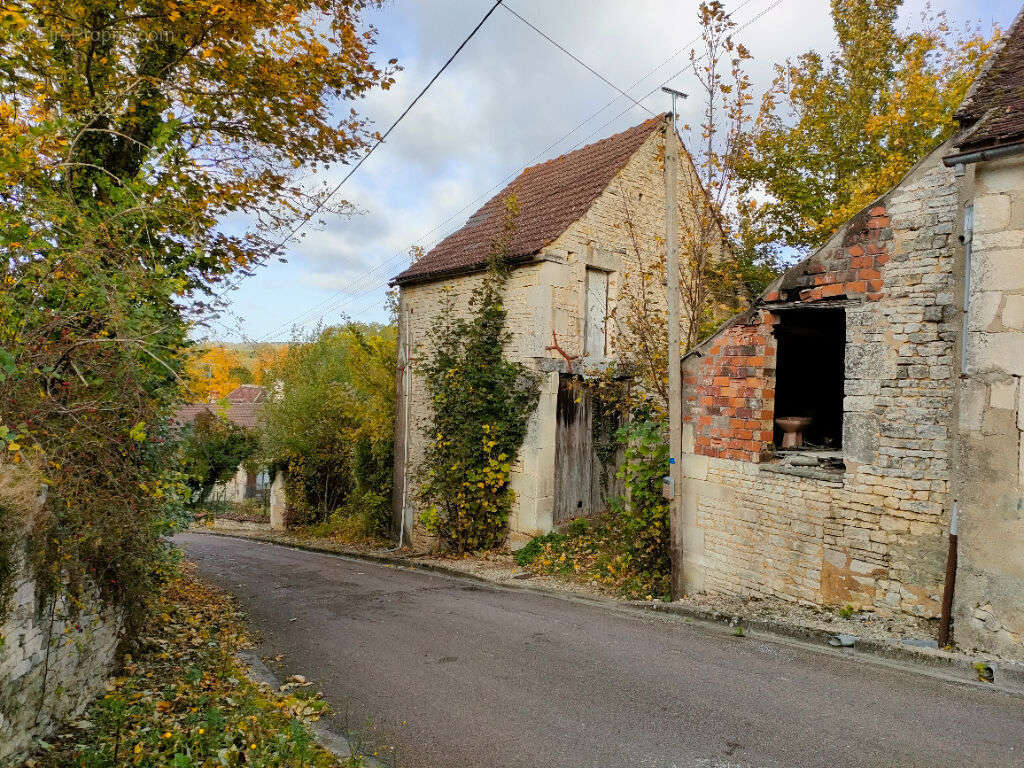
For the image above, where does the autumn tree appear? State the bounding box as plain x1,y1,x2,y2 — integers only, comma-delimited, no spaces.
613,1,766,412
736,0,997,251
185,345,248,401
0,0,396,626
258,322,397,532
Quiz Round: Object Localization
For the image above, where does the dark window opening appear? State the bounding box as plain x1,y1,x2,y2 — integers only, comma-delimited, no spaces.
772,308,845,451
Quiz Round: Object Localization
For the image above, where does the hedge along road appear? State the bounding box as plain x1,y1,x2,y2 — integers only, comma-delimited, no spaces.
177,532,1024,768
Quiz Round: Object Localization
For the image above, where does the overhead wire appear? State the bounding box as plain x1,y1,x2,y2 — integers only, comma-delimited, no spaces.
255,0,784,338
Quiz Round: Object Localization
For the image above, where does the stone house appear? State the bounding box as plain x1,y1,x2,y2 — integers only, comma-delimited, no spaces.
175,384,270,504
674,12,1024,657
391,113,724,546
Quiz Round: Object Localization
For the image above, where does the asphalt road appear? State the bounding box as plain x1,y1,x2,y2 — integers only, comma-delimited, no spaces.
178,533,1024,768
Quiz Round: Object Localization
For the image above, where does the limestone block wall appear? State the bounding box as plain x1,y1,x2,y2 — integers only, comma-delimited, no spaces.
543,127,722,363
954,153,1024,657
209,464,248,504
678,144,960,618
1,557,121,765
395,262,559,543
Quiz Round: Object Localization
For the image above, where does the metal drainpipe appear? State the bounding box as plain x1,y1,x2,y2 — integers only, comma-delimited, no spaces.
938,503,960,647
943,141,1024,169
960,204,974,374
938,202,973,647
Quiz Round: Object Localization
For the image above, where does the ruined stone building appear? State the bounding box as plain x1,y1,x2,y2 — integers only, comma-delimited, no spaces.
675,12,1024,657
391,113,724,546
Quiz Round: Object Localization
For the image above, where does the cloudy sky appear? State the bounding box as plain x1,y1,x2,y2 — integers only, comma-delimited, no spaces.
206,0,1019,343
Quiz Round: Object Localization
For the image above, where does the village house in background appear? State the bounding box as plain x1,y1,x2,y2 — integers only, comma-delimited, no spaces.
391,113,726,546
175,384,271,504
675,11,1024,658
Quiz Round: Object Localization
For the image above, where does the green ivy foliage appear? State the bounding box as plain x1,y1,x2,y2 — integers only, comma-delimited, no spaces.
608,418,671,593
518,417,671,599
417,198,540,553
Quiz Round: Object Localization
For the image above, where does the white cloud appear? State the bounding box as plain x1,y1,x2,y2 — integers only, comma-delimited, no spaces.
218,0,1014,341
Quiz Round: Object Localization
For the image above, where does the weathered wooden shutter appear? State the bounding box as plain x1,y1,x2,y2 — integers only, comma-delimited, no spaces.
584,268,608,360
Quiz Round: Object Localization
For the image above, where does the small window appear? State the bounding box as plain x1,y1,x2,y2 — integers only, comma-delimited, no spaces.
584,268,609,359
772,308,845,450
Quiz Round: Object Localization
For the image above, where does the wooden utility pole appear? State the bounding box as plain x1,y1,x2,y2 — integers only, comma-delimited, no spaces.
663,88,686,599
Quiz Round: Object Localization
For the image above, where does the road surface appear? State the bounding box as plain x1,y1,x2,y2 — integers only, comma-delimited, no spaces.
178,533,1023,768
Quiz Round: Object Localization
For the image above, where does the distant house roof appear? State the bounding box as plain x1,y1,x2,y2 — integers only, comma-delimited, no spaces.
391,113,667,286
225,384,267,404
173,385,267,430
951,9,1024,155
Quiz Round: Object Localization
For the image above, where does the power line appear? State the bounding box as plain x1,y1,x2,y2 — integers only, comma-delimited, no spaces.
271,0,505,258
256,0,782,340
501,3,655,116
251,0,506,342
569,0,788,155
258,0,663,342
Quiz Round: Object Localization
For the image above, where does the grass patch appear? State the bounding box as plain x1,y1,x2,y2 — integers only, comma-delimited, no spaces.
218,500,271,524
31,566,371,767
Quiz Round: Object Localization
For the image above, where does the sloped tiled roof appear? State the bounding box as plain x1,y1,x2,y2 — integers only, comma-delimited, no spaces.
173,385,267,430
392,114,667,286
226,384,267,404
953,9,1024,153
172,402,262,430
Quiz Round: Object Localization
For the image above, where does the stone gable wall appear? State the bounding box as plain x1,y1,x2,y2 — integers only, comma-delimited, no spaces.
678,144,960,620
543,126,722,360
1,556,121,765
396,262,559,542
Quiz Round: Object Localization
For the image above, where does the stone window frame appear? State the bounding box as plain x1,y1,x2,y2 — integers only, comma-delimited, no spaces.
575,244,622,367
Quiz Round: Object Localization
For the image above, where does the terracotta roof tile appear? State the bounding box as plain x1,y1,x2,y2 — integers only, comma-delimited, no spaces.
392,114,667,286
172,401,262,430
954,9,1024,153
226,384,267,404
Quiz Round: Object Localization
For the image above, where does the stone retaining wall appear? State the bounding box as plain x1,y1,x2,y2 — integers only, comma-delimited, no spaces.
0,556,121,765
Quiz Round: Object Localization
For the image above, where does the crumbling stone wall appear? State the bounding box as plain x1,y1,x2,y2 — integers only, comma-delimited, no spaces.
1,557,121,765
953,154,1024,658
678,143,959,619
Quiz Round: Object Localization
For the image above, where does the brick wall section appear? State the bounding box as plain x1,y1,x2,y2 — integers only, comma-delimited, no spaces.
679,143,960,619
689,318,776,462
689,207,895,463
764,206,891,305
1,558,121,764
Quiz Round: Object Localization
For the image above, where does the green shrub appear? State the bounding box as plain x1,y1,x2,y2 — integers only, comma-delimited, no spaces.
518,416,672,599
260,324,396,535
609,418,671,588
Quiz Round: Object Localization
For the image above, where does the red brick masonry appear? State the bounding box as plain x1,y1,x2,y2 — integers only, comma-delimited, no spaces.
763,206,890,304
687,317,777,462
686,205,891,461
